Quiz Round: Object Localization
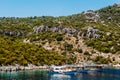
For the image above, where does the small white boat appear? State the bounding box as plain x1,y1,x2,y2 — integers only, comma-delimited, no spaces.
50,65,77,75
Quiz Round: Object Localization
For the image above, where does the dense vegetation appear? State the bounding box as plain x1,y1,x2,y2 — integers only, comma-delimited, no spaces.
0,35,77,66
0,4,120,65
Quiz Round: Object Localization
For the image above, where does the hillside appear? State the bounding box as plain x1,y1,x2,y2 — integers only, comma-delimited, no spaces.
0,3,120,66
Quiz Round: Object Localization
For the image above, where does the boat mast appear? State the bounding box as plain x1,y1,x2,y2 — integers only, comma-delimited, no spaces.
66,43,68,65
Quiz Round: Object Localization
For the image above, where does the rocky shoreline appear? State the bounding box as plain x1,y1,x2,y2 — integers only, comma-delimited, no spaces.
1,63,120,72
0,64,49,72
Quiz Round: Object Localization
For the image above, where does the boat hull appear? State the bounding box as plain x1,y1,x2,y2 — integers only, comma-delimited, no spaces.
50,70,77,75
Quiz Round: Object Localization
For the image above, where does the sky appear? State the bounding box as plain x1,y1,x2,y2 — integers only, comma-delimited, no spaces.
0,0,120,17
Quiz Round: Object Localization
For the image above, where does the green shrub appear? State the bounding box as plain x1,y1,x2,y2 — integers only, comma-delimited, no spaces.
84,51,90,55
56,35,63,41
77,48,83,53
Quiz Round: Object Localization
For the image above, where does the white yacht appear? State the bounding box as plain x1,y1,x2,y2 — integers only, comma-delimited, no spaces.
50,65,77,75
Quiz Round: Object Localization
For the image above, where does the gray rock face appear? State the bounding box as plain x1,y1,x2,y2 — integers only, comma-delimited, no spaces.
0,30,24,36
62,28,77,34
51,27,59,32
33,25,78,35
84,10,100,22
33,25,47,34
33,25,100,39
117,3,120,8
87,27,100,38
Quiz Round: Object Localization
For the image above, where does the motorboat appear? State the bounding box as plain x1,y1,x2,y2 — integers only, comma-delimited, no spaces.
50,65,77,75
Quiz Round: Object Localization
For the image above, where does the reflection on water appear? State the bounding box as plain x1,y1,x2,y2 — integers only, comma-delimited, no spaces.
0,70,50,80
0,69,120,80
51,74,71,80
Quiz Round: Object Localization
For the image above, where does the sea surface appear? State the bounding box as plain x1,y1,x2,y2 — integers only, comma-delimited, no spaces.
0,68,120,80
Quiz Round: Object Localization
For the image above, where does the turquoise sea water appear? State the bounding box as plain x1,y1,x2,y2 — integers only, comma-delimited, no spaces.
0,68,120,80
